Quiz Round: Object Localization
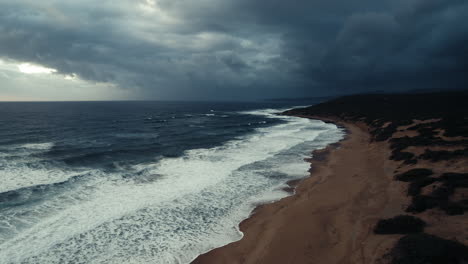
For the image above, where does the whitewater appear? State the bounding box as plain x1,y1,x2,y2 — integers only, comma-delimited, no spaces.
0,104,344,264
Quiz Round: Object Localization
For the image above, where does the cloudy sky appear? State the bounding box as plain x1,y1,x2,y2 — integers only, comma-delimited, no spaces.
0,0,467,101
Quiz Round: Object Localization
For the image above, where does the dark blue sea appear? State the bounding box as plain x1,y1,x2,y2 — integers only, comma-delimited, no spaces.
0,101,344,263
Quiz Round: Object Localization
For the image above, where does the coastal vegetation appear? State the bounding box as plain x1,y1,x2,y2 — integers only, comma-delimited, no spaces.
284,91,468,264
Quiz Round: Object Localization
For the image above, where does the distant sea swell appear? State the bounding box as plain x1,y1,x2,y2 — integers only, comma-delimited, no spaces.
0,102,344,263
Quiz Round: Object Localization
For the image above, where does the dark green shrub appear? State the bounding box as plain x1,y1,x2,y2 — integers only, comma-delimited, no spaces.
395,168,433,182
406,195,438,213
407,178,437,196
391,233,468,264
374,215,426,234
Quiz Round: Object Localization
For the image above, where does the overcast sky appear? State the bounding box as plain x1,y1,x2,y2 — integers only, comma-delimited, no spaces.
0,0,467,101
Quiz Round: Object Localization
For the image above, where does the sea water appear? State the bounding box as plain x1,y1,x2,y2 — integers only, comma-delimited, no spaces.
0,101,344,263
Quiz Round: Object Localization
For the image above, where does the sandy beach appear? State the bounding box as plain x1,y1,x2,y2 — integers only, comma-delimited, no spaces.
193,119,401,263
194,111,468,263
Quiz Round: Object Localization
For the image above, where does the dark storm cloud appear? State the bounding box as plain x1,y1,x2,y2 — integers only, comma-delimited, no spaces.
0,0,466,100
309,0,468,91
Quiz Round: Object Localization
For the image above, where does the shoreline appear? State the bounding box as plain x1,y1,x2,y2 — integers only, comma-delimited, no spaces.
193,92,468,264
188,115,348,264
192,116,401,263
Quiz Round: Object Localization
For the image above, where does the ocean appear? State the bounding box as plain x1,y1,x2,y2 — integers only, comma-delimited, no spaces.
0,101,344,263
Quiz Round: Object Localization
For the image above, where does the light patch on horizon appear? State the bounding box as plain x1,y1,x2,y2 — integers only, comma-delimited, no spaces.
0,59,133,101
64,74,78,80
18,63,57,74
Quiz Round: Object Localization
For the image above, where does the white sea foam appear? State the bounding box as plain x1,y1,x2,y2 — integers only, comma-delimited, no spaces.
0,110,344,264
0,142,54,153
19,143,54,150
0,142,81,193
0,164,85,193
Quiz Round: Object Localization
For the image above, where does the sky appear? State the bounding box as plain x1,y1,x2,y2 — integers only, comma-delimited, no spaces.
0,0,467,101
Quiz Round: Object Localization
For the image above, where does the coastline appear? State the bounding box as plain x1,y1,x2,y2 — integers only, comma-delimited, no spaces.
193,92,468,264
193,116,404,263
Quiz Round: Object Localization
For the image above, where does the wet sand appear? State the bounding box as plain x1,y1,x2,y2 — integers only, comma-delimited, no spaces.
192,118,408,264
